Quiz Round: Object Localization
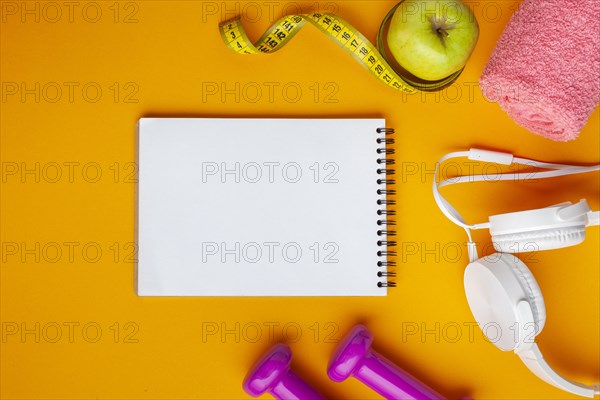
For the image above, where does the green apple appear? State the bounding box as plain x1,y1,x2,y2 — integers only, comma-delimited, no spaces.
387,0,479,81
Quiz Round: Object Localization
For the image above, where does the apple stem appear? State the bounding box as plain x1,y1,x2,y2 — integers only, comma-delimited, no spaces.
430,15,451,48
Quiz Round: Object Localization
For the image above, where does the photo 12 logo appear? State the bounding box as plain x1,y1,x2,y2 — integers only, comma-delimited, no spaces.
398,160,541,184
201,241,340,264
1,241,138,264
400,241,539,265
400,320,540,346
201,81,339,104
1,161,137,184
1,82,139,104
200,1,339,24
201,321,340,344
2,321,140,343
201,161,339,184
1,2,140,23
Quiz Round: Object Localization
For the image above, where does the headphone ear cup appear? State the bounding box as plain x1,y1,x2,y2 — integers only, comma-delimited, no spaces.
492,226,586,253
464,253,546,351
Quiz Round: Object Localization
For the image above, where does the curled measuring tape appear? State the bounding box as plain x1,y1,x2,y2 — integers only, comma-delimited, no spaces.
219,5,421,94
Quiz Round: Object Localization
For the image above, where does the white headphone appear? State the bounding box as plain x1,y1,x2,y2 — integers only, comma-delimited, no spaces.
432,148,600,398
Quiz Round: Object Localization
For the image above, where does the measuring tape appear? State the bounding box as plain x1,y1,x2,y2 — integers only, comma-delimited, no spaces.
219,10,418,94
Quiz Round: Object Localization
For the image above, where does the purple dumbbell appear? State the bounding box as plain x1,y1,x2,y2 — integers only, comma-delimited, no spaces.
243,343,324,400
328,325,446,400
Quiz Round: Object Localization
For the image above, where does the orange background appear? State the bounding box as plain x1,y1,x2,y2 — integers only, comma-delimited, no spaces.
1,1,598,399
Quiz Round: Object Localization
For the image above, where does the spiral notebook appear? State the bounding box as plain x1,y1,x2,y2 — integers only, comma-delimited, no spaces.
136,118,396,296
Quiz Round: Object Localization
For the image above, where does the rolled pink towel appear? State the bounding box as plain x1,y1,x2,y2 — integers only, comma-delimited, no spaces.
479,0,600,142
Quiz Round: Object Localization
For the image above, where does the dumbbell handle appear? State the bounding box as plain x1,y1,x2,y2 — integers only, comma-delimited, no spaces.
270,369,324,400
244,343,324,400
355,350,445,400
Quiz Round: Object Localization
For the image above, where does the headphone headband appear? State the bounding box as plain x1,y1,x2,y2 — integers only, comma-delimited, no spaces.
432,149,600,261
518,344,600,398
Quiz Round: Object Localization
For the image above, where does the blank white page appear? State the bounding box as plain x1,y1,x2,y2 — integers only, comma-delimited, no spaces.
137,118,387,296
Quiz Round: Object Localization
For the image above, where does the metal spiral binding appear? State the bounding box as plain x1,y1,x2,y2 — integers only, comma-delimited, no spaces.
376,127,397,289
